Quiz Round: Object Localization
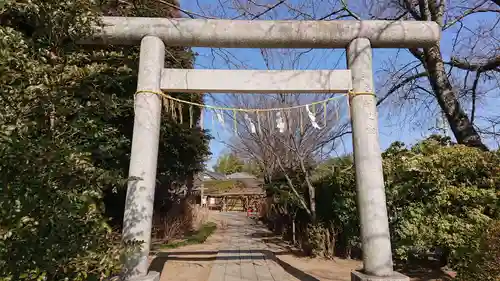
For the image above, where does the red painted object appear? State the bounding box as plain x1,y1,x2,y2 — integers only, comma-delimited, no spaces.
247,207,258,219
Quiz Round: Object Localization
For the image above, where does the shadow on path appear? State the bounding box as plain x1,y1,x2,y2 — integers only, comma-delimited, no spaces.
149,249,319,281
149,212,321,281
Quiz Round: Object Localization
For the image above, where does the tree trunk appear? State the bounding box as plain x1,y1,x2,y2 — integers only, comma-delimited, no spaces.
423,45,488,150
185,174,195,203
299,157,317,222
306,182,317,222
346,246,352,259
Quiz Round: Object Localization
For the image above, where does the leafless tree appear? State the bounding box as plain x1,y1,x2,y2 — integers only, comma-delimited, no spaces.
206,91,350,221
368,0,499,150
175,0,500,149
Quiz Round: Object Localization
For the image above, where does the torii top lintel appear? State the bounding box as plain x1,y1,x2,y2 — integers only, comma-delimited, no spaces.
84,17,440,49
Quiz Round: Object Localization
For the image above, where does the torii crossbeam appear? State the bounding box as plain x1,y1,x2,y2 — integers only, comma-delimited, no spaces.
82,16,440,281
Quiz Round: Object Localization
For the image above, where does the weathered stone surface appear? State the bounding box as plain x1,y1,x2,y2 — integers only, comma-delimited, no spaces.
123,36,165,279
84,17,440,48
161,69,352,93
347,38,393,276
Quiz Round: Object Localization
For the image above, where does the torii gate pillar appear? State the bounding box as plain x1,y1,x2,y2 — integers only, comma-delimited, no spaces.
347,38,408,281
122,36,164,281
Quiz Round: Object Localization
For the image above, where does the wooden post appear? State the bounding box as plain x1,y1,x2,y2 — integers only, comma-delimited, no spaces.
200,182,205,207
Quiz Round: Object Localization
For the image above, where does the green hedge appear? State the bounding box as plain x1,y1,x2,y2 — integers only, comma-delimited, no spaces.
0,0,209,280
385,138,499,266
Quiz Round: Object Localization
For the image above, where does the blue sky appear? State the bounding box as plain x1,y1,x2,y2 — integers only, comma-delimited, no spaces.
180,1,500,168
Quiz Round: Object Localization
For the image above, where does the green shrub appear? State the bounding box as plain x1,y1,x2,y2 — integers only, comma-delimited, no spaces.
269,136,500,265
456,220,500,281
0,0,209,280
303,223,336,258
0,17,125,279
384,138,500,265
314,156,359,258
0,137,127,281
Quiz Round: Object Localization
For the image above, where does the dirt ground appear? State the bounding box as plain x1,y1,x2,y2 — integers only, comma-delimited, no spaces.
276,255,361,281
149,211,455,281
273,254,454,281
149,211,230,281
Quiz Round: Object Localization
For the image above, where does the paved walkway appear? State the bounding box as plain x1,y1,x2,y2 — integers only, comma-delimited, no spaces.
206,212,302,281
155,212,314,281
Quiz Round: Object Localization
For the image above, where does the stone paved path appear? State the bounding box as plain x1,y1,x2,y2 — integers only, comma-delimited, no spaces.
156,212,306,281
206,212,301,281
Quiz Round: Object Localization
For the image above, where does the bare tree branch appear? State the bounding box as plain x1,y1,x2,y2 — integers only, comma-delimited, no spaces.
340,0,361,20
448,56,500,72
194,0,499,150
318,8,347,20
402,0,422,20
377,72,429,106
251,0,286,20
444,2,499,30
268,145,312,217
157,0,215,19
470,71,481,124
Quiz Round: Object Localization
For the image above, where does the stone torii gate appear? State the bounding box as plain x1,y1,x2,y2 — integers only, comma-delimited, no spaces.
83,17,439,281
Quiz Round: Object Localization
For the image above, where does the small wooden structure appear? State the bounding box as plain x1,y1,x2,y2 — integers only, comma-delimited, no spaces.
193,173,265,212
207,189,265,212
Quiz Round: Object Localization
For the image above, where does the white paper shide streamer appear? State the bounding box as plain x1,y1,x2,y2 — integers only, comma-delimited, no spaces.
163,93,346,135
216,109,225,128
305,104,321,130
276,111,286,133
244,113,257,134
